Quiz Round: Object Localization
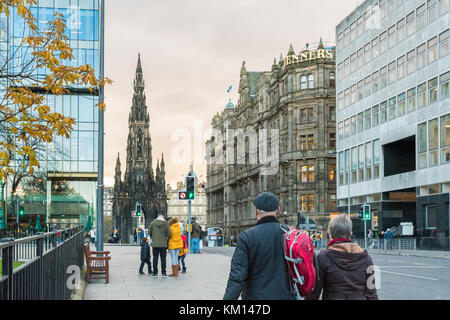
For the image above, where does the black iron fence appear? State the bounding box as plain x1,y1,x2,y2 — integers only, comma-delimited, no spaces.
0,224,80,240
0,225,85,300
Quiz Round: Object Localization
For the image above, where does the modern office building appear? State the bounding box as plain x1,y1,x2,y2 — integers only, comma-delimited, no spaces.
0,0,103,228
336,0,449,249
206,40,336,243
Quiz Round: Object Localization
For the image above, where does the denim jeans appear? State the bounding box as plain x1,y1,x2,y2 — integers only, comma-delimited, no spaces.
191,238,200,253
169,249,180,265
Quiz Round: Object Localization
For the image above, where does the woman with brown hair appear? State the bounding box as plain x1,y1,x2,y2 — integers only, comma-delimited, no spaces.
168,217,184,277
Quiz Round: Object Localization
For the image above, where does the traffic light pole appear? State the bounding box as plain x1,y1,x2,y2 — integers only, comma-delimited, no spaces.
364,214,367,250
188,199,192,254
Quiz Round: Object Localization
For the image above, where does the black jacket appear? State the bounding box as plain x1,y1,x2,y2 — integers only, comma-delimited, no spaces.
305,242,378,300
140,242,150,261
223,216,295,300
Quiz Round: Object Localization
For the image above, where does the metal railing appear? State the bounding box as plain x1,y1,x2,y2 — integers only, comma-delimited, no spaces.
353,238,417,251
0,224,81,240
0,225,85,300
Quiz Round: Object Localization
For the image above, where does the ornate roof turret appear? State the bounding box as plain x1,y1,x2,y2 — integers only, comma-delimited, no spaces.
240,61,247,77
318,38,324,50
287,43,295,56
225,99,235,110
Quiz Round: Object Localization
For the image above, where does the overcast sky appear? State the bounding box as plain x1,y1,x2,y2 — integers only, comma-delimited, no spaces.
103,0,361,187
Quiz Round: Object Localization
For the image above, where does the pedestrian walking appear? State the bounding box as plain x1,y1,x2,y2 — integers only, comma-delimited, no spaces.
384,228,394,250
378,231,385,249
178,234,188,273
223,192,296,300
168,217,183,277
305,214,378,300
190,217,201,254
148,214,171,278
139,237,152,275
89,227,96,244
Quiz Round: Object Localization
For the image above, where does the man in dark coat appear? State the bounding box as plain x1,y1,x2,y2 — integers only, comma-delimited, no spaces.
149,215,171,278
305,214,378,300
223,192,295,300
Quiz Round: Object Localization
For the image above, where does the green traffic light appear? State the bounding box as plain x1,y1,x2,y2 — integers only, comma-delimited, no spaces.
188,192,194,199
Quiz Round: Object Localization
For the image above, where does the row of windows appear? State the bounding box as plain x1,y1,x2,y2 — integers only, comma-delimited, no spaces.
338,23,448,84
297,133,336,151
270,71,335,107
298,193,337,213
418,114,450,168
338,30,449,110
338,72,450,140
279,74,316,96
338,72,450,139
338,139,381,185
10,6,99,41
7,45,100,79
337,0,449,51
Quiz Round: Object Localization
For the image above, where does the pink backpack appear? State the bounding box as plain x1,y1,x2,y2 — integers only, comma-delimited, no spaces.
280,225,317,299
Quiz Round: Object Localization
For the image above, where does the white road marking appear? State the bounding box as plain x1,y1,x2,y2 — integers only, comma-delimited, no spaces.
378,266,450,269
388,260,404,263
380,270,439,281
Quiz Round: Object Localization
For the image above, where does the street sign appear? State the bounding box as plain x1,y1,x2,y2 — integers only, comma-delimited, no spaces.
178,191,188,200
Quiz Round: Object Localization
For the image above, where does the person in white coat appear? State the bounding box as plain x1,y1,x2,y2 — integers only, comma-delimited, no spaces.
90,227,96,244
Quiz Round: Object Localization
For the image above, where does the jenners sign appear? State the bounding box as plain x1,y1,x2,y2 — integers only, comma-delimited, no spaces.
284,49,335,68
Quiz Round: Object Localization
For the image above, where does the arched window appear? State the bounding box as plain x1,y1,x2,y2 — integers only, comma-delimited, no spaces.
308,74,315,88
300,75,307,89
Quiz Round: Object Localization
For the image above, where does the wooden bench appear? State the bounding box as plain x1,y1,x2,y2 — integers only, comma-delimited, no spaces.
83,244,111,283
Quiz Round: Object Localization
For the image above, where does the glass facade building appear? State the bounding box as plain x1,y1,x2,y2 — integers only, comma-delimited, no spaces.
336,0,449,249
0,0,102,228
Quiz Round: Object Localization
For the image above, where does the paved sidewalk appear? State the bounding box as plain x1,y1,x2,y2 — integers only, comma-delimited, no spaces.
83,245,231,300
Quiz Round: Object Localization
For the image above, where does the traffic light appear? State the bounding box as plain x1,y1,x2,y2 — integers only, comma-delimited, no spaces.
358,206,364,219
19,206,25,216
363,206,371,220
186,175,195,200
136,203,142,217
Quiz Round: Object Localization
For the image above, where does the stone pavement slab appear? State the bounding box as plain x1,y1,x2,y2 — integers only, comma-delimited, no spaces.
83,245,231,300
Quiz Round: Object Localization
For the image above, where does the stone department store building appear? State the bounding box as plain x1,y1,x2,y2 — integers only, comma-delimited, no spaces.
206,40,337,243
